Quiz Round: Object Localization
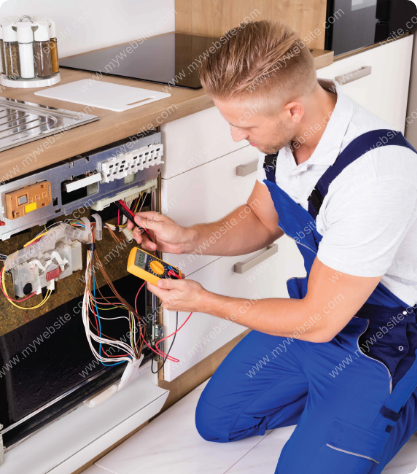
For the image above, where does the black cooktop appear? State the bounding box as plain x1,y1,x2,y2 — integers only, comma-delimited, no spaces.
59,32,220,89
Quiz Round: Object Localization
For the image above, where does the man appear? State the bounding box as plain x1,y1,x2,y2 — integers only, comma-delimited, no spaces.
128,20,417,474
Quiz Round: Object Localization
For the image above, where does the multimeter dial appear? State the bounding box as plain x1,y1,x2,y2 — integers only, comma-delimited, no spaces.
150,260,165,275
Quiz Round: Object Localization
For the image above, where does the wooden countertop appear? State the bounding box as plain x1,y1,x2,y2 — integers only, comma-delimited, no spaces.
0,49,333,181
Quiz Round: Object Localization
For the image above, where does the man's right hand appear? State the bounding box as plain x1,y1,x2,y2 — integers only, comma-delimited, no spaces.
127,211,193,254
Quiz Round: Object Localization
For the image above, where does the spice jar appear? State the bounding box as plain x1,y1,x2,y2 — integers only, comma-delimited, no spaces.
15,22,35,79
47,18,59,74
3,20,20,79
34,20,52,78
0,21,5,74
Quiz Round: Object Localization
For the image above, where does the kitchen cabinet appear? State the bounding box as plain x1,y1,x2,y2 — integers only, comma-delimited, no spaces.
317,35,413,132
160,106,247,179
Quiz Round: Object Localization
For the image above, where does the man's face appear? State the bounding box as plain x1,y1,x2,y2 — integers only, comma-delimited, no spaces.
213,96,299,155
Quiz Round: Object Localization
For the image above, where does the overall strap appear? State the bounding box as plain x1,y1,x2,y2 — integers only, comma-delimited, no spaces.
263,151,279,183
307,129,417,220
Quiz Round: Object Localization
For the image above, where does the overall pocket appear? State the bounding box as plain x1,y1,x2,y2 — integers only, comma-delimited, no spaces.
305,417,390,474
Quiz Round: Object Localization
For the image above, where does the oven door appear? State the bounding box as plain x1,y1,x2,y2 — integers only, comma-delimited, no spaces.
326,0,379,55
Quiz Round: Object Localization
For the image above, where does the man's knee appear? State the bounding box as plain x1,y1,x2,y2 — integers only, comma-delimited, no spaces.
195,394,235,443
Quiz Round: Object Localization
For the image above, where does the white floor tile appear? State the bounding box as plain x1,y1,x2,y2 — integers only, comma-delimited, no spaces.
95,380,269,474
383,433,417,474
83,465,113,474
225,426,296,473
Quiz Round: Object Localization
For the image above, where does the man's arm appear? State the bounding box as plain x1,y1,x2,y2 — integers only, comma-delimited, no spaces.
129,181,284,256
150,256,382,343
149,177,417,341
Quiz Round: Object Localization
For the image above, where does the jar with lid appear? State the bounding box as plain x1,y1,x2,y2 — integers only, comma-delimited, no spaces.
0,21,5,74
34,20,52,78
15,22,35,79
3,20,20,79
47,19,59,74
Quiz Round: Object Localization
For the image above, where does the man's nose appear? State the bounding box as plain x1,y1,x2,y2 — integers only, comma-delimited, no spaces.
230,126,249,142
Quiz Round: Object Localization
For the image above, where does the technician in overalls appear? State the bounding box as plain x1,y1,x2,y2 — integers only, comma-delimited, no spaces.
129,20,417,473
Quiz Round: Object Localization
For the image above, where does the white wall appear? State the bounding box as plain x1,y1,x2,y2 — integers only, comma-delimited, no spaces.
0,0,176,57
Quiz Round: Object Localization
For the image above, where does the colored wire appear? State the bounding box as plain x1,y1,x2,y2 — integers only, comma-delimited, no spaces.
1,268,51,309
23,231,48,247
155,312,193,363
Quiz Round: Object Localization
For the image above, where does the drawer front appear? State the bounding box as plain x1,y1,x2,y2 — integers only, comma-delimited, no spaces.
160,106,248,179
318,36,413,132
161,145,259,275
162,237,297,381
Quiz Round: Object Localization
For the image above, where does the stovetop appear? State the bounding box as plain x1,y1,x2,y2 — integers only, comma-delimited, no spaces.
59,32,221,90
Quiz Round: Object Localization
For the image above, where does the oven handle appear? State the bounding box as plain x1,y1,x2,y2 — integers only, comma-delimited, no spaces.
234,243,278,274
236,159,258,177
335,66,372,86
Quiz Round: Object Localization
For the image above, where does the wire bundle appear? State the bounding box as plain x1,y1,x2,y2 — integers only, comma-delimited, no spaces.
82,248,143,365
105,192,146,233
84,205,172,367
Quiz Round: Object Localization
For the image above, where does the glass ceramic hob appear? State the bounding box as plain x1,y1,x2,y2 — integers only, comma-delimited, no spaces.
59,32,220,89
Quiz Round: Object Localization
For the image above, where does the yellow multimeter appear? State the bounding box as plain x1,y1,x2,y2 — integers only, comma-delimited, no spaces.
127,247,183,285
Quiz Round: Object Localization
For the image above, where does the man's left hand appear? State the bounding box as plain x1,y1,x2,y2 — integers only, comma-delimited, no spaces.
147,278,210,312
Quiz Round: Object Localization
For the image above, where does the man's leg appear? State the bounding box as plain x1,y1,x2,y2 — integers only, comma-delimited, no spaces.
275,318,417,474
195,329,310,443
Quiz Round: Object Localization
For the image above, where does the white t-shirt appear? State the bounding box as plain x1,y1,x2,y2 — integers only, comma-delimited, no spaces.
256,78,417,307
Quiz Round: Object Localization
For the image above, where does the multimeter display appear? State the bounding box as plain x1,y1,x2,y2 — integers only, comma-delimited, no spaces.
127,247,183,285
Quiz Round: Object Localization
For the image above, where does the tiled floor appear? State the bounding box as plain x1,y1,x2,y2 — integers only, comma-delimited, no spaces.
84,380,417,474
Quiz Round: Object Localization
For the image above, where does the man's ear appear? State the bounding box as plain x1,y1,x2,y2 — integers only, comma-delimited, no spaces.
284,101,304,124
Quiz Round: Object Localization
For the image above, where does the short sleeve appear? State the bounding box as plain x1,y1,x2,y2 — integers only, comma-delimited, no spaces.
317,179,417,277
256,151,267,185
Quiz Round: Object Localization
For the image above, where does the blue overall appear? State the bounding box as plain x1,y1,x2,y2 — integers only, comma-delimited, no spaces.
195,129,417,473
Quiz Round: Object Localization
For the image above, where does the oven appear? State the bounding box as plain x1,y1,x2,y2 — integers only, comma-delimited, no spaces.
325,0,417,56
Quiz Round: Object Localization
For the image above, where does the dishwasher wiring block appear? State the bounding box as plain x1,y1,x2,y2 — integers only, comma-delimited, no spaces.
4,215,102,297
0,131,162,241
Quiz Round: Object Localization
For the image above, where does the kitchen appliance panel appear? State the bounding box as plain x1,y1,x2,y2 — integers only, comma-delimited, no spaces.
59,33,220,89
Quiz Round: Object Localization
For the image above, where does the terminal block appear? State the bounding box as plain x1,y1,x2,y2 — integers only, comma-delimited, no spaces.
100,144,164,183
5,181,52,220
4,215,102,297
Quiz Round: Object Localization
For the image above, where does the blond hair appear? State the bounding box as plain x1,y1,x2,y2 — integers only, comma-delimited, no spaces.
198,20,317,109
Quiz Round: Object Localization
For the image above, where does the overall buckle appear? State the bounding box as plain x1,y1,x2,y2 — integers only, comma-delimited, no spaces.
308,187,324,214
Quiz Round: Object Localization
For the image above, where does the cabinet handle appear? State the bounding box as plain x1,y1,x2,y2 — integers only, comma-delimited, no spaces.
234,243,278,274
236,160,258,177
335,66,372,86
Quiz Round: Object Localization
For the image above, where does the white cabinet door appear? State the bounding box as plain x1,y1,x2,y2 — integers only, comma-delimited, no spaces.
161,145,259,275
160,106,248,179
318,36,413,132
